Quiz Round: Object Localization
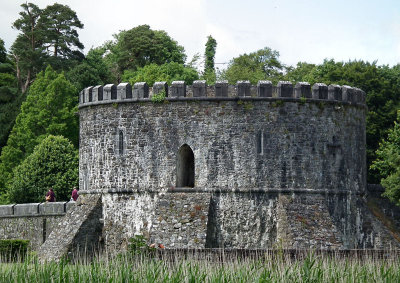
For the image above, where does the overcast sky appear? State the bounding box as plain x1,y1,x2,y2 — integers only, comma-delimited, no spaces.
1,0,399,69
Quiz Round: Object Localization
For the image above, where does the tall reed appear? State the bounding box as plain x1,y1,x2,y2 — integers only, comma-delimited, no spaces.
0,251,399,282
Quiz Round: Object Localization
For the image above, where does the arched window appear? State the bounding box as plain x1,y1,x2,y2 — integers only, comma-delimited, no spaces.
176,144,195,187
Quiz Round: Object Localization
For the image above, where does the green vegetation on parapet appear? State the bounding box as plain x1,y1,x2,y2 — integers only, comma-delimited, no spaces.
151,90,167,103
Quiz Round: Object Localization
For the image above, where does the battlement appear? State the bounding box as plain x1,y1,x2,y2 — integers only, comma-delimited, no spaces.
79,80,366,107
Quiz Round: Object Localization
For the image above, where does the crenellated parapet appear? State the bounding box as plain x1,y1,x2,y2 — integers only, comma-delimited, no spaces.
79,80,366,107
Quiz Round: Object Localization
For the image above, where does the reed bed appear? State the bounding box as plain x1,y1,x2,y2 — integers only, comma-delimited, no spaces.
1,251,400,282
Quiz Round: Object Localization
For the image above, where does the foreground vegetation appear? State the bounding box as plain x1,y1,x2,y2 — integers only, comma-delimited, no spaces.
1,252,400,282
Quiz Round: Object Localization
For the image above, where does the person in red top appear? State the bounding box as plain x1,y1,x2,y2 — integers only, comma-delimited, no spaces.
71,187,79,201
45,188,56,202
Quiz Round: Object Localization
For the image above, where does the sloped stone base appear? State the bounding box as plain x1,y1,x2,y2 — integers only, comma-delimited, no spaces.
38,194,103,262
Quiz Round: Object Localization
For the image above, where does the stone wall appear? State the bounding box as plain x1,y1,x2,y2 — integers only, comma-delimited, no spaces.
0,202,75,250
103,191,210,252
79,86,366,194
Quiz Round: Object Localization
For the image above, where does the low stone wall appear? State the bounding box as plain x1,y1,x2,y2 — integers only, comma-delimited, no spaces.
0,202,76,251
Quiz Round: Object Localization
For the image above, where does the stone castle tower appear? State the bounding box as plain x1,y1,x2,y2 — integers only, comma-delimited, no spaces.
76,80,399,253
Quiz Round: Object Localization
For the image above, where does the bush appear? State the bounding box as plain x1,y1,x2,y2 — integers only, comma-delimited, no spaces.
0,239,29,262
9,135,78,203
127,235,155,256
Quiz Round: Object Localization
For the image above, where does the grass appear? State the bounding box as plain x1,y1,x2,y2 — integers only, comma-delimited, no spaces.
1,251,400,282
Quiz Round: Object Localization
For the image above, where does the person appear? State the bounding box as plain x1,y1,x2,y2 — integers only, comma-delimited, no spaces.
71,187,79,201
45,188,56,202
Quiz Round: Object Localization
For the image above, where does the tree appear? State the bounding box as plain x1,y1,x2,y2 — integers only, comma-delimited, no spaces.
11,3,43,93
0,38,21,148
0,66,78,195
39,3,84,69
66,47,112,91
107,25,186,76
122,62,198,87
10,2,84,92
284,62,316,83
203,35,217,83
220,47,284,84
9,135,78,203
371,112,400,205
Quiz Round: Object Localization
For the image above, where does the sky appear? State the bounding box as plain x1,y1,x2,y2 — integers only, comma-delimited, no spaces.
1,0,400,69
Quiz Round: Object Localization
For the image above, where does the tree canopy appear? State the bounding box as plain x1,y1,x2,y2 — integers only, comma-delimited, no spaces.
11,2,84,93
39,3,84,60
122,62,198,87
66,47,112,91
371,112,400,205
220,47,284,84
203,35,217,84
105,25,186,80
0,66,78,197
0,38,21,149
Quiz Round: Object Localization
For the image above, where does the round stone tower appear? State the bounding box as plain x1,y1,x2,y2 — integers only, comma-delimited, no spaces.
79,80,369,252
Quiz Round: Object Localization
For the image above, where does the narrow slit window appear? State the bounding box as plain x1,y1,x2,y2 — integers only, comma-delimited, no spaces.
119,130,124,155
256,130,263,155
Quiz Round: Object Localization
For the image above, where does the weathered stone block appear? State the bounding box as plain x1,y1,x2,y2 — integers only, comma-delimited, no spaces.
237,81,251,97
39,202,66,215
170,81,186,98
354,88,364,103
257,80,272,97
294,82,311,98
133,82,149,99
153,82,168,97
79,90,84,104
66,201,77,211
312,83,328,99
14,203,40,216
193,80,207,97
359,89,366,104
342,85,354,102
117,83,132,100
276,81,293,97
215,81,228,97
104,84,117,101
0,204,14,216
92,85,103,102
328,84,342,101
85,86,93,103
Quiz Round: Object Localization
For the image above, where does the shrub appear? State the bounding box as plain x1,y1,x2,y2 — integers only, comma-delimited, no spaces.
151,90,166,103
9,135,78,203
127,235,155,256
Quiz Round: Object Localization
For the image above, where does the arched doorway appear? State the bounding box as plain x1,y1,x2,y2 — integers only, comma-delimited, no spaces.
176,144,195,187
